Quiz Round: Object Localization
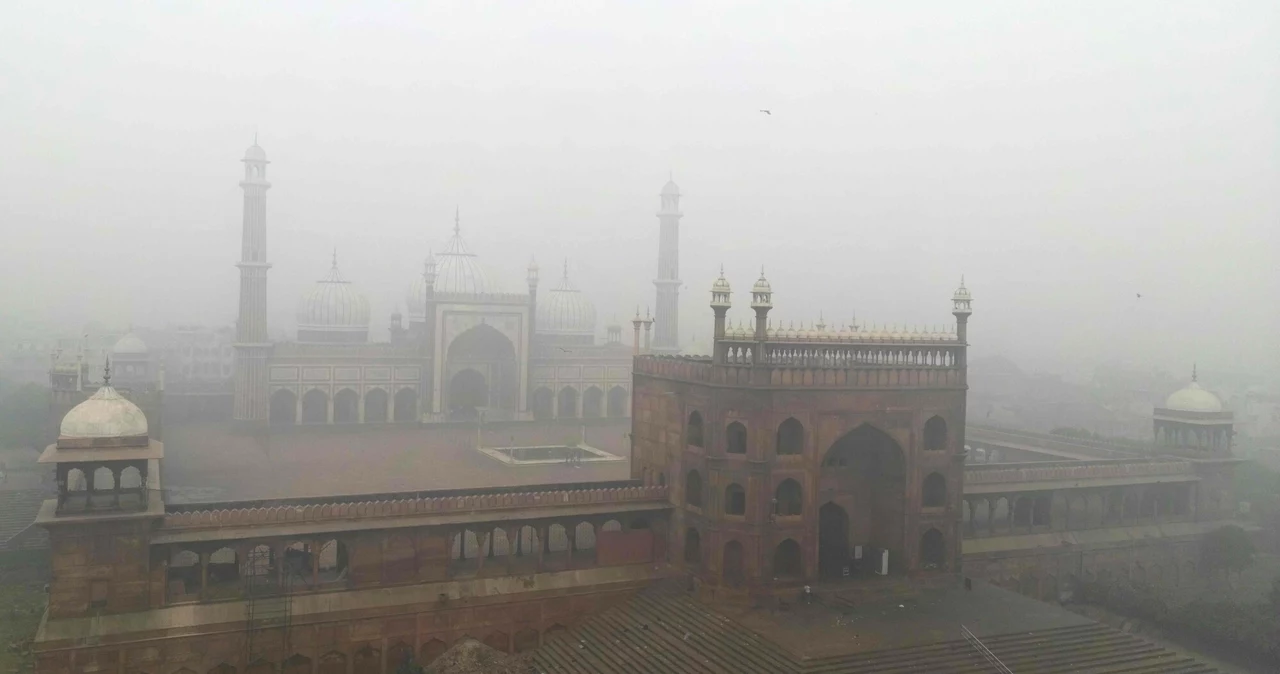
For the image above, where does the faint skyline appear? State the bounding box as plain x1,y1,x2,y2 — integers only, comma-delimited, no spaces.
1,1,1277,378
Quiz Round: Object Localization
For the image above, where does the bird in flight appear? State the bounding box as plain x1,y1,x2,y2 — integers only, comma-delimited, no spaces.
1136,293,1142,299
558,347,573,353
759,109,771,115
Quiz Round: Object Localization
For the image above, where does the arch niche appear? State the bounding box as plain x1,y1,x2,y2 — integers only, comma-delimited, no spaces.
333,388,359,424
557,386,579,419
821,424,906,575
607,386,628,417
531,387,553,420
582,386,603,418
363,387,388,423
393,388,417,422
301,389,328,424
446,323,519,418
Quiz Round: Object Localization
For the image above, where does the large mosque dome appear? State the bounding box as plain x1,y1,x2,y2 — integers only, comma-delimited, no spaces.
112,332,148,355
297,254,371,343
60,382,149,440
537,262,597,337
1164,380,1223,413
407,217,502,321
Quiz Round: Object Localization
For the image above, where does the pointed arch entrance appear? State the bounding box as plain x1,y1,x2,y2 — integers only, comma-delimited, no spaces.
821,424,906,575
819,502,850,578
445,323,519,418
447,368,488,420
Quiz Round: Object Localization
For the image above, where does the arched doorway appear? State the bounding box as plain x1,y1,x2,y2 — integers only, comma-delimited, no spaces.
819,502,850,578
393,388,417,422
557,386,578,418
923,416,947,451
447,368,488,420
446,324,519,418
269,389,296,425
723,541,744,586
582,387,603,418
821,424,906,574
531,388,553,420
776,417,803,455
364,388,388,423
919,529,945,569
607,386,628,417
333,388,358,424
301,389,328,424
683,528,701,567
773,539,802,579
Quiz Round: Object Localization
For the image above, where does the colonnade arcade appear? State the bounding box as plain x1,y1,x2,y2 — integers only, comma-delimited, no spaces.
530,384,629,420
1153,420,1232,453
962,481,1195,537
55,460,148,511
268,387,419,425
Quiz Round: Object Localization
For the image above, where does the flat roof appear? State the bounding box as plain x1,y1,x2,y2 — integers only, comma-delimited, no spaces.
160,420,633,506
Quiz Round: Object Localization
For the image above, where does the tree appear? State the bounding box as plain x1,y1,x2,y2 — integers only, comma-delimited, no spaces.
1201,524,1255,586
0,382,50,451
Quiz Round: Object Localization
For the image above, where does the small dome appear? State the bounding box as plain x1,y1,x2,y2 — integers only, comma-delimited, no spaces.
1165,381,1223,413
112,333,148,355
537,262,597,337
953,276,972,301
60,385,148,440
711,271,731,294
661,179,680,196
244,143,266,162
297,255,371,341
752,273,772,295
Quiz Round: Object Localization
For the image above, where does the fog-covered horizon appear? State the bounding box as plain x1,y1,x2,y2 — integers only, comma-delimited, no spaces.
2,2,1277,380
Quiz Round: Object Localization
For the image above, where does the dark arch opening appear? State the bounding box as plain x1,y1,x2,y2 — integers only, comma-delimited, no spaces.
531,387,553,420
364,388,388,423
924,416,947,451
685,470,703,508
821,424,906,574
773,539,802,579
683,527,701,567
776,417,803,455
607,386,628,417
333,388,358,424
819,502,850,578
723,540,745,586
724,483,746,515
393,388,417,422
776,479,803,516
919,528,945,569
726,422,747,454
687,411,704,447
582,387,603,418
269,389,296,425
301,389,328,424
447,324,519,416
447,368,488,420
557,386,578,418
922,472,947,508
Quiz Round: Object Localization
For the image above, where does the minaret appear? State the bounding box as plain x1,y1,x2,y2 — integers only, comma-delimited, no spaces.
952,276,973,372
653,176,683,353
233,140,272,423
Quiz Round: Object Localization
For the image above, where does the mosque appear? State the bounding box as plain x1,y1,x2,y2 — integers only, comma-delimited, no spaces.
226,141,680,427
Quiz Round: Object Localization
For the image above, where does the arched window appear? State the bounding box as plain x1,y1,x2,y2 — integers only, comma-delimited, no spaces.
557,386,578,418
683,527,702,566
724,483,746,515
393,388,417,422
363,388,388,423
607,386,628,417
301,389,328,424
923,416,947,451
773,539,802,578
685,470,704,508
922,472,946,508
687,411,704,448
333,388,359,424
582,387,603,418
775,479,802,516
93,466,115,491
657,472,666,487
726,422,747,454
920,529,945,569
776,417,803,456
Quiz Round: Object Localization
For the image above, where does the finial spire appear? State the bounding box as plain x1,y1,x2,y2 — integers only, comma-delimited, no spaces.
103,358,111,386
563,258,570,281
1192,363,1198,382
332,247,338,269
454,206,460,235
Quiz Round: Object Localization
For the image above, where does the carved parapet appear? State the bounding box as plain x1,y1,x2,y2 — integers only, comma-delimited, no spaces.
161,485,668,531
965,459,1194,485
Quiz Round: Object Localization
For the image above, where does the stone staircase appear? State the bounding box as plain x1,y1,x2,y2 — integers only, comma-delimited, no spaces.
531,583,1218,674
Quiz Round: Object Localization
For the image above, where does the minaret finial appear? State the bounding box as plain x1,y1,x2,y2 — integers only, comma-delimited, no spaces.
563,258,570,281
254,130,258,145
103,358,111,386
1192,363,1198,382
332,247,338,268
454,206,460,235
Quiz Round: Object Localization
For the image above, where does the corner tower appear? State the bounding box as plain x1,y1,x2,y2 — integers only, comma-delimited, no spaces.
232,141,272,423
653,177,682,353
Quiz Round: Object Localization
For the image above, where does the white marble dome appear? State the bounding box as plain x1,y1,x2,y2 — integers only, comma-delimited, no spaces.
60,385,149,440
407,226,501,320
537,263,597,337
112,332,148,355
244,143,266,162
297,256,371,340
1165,381,1223,413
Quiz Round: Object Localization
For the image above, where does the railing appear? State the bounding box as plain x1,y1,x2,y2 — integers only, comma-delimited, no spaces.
965,459,1194,485
162,485,668,531
967,424,1149,457
961,625,1014,674
634,352,964,389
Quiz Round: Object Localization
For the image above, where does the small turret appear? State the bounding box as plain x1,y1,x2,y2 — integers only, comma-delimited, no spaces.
751,268,773,342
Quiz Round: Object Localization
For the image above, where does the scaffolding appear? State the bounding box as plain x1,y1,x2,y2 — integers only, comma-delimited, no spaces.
244,545,294,666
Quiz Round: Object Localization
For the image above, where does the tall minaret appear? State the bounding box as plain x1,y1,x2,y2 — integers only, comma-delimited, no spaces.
653,176,683,353
232,141,272,423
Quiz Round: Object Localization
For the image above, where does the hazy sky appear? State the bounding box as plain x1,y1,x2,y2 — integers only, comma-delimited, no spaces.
2,1,1277,378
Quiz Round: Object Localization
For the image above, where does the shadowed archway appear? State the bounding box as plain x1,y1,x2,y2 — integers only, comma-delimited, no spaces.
446,323,519,418
821,424,906,574
447,368,488,420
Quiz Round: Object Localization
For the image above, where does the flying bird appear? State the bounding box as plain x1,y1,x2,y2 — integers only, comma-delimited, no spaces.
759,109,771,115
1136,293,1142,299
558,347,573,353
